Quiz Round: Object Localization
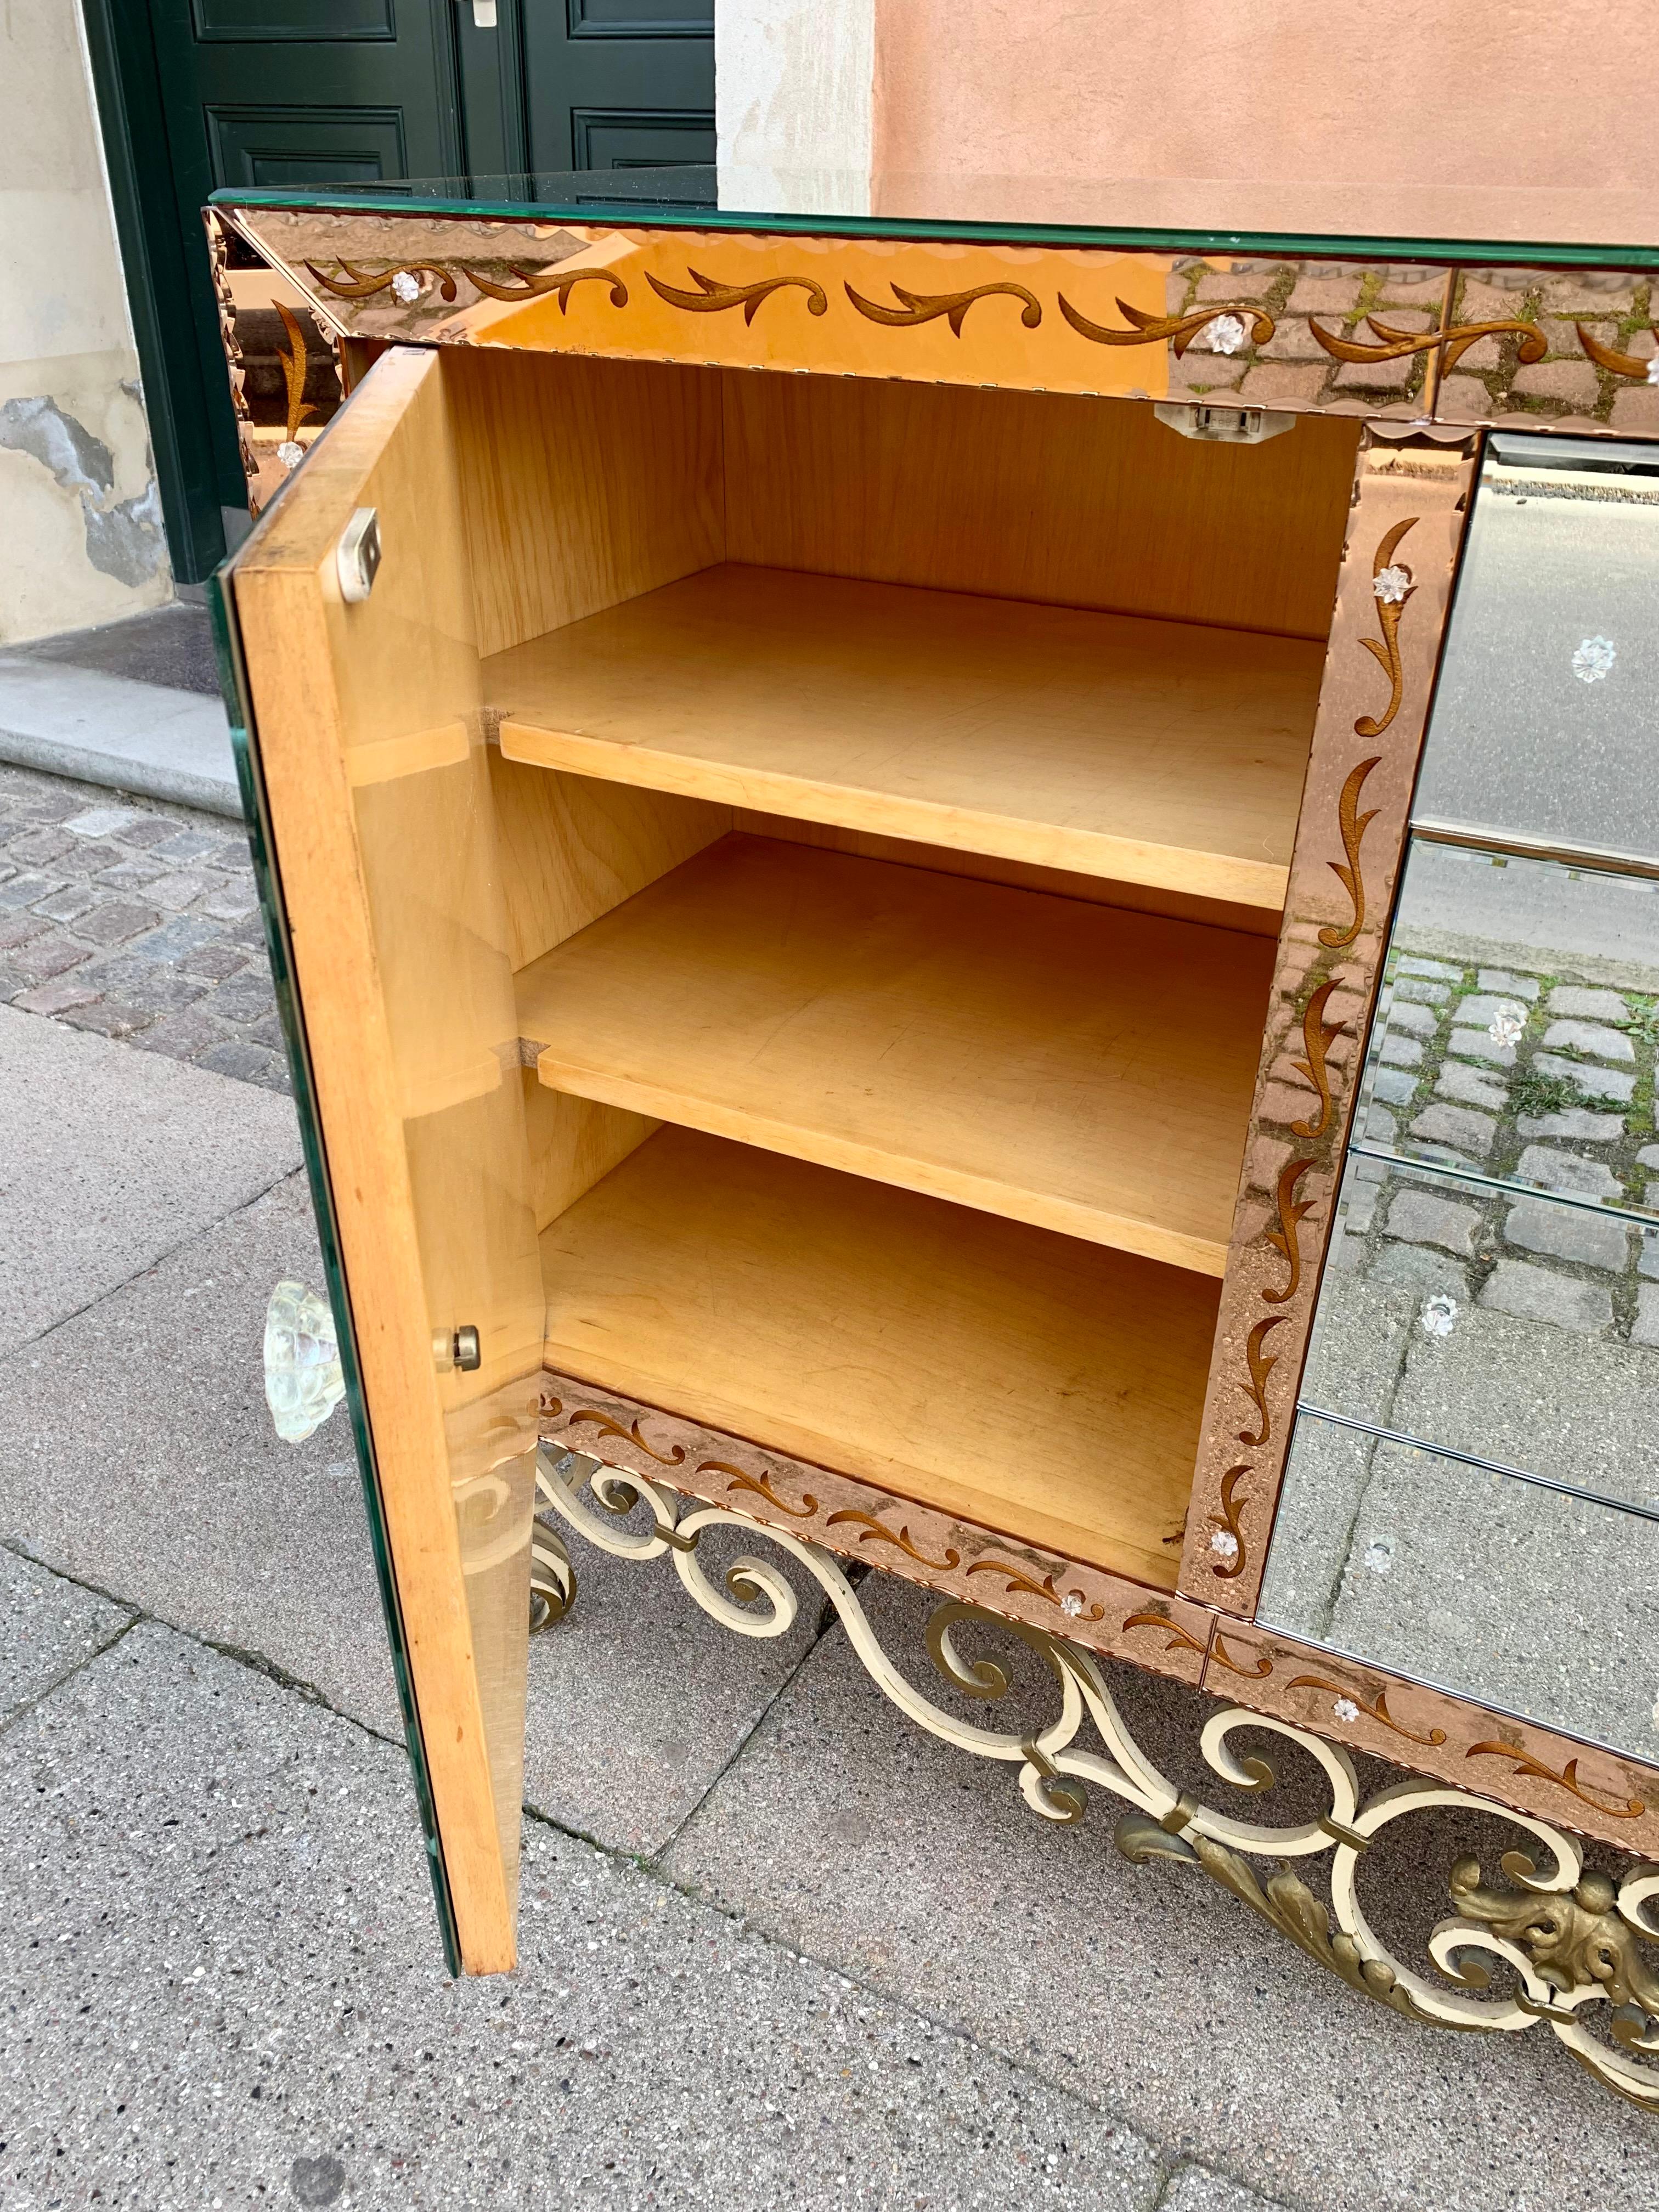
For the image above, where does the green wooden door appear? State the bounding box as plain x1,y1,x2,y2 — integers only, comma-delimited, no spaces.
522,2,714,173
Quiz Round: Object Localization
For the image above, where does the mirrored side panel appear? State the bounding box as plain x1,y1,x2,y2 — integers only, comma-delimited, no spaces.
1415,434,1659,858
1261,422,1659,1779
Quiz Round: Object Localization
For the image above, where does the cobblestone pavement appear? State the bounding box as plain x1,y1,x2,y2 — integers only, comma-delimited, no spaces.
0,762,288,1093
1165,260,1659,433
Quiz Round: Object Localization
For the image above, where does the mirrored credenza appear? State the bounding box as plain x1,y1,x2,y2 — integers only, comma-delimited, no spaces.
207,176,1659,2109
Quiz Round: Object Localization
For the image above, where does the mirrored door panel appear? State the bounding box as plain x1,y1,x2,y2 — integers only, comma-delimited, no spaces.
1262,1419,1659,1765
1261,430,1659,1771
1352,841,1659,1214
1415,434,1659,859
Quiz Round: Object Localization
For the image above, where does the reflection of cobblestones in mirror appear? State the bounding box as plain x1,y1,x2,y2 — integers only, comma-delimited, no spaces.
1262,844,1659,1763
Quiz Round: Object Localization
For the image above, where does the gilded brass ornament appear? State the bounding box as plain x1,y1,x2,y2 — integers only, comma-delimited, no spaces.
538,1436,1659,2113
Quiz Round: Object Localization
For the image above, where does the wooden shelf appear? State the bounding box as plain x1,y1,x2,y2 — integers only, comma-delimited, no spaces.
541,1127,1216,1588
516,834,1272,1276
489,563,1324,912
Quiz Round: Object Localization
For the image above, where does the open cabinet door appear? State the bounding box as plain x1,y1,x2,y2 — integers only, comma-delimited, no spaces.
216,347,542,1973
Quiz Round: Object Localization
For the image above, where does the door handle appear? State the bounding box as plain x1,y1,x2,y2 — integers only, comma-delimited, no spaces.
461,0,497,24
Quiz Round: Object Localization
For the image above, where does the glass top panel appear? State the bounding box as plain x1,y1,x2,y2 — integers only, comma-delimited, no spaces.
208,168,1659,266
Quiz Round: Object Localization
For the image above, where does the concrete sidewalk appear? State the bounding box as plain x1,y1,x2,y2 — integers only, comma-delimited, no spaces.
3,773,1657,2208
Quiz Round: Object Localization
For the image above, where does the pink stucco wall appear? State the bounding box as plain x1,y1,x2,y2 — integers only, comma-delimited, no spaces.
871,1,1659,245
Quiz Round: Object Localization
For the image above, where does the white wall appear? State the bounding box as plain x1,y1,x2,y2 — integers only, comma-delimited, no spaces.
715,0,874,216
0,2,170,646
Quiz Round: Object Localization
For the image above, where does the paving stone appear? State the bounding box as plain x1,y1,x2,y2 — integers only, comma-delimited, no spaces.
95,853,167,889
1394,977,1449,1003
1385,1000,1438,1038
114,815,180,850
1478,970,1541,998
74,898,161,946
0,1001,301,1354
1334,352,1413,392
1397,956,1464,981
127,1005,234,1062
198,881,260,922
1640,1145,1659,1171
1436,374,1491,417
0,911,47,953
1371,1066,1420,1105
62,803,148,839
199,967,277,1020
0,1550,132,1726
1457,278,1529,322
1256,318,1333,361
1480,1257,1613,1333
1541,1019,1636,1062
1378,1034,1422,1068
1238,363,1329,404
149,826,224,864
0,872,66,909
1532,1050,1636,1104
1454,994,1531,1030
1547,985,1631,1023
1536,275,1639,313
114,913,225,966
1192,261,1278,300
1285,270,1368,313
0,1623,1166,2212
1363,1102,1397,1143
1634,1282,1659,1345
1409,1102,1496,1155
1503,1197,1630,1271
1516,1108,1627,1142
1340,1179,1379,1234
29,883,99,923
1638,1229,1659,1281
10,975,101,1017
58,998,154,1039
143,865,219,912
180,939,250,982
1612,388,1659,433
1381,1188,1482,1255
1516,1144,1624,1197
1446,1027,1515,1067
1509,358,1602,405
1435,1061,1508,1111
2,932,92,992
4,827,74,867
1367,1241,1470,1300
195,1039,290,1089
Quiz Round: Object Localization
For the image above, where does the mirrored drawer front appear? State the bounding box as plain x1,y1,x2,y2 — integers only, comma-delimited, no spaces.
1311,1157,1659,1509
1259,1415,1659,1769
1415,433,1659,858
1354,840,1659,1216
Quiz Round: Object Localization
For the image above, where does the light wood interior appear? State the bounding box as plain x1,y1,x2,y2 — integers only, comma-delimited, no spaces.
541,1127,1216,1588
517,833,1274,1276
422,345,1357,1584
493,563,1325,911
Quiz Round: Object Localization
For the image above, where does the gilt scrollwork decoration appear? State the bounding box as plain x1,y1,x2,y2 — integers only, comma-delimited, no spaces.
1236,1317,1284,1449
1576,324,1659,382
1466,1742,1648,1822
825,1508,961,1572
1286,978,1346,1143
1310,313,1546,376
304,258,460,303
464,264,628,309
1284,1675,1449,1750
845,280,1043,334
537,1438,1659,2113
648,268,828,323
1262,1156,1318,1305
1057,295,1274,356
1207,1465,1250,1582
1319,755,1383,950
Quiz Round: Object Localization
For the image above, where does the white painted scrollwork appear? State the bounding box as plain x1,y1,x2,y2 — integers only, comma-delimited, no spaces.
536,1442,1659,2112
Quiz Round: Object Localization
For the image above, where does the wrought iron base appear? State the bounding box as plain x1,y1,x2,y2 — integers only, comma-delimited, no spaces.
538,1441,1659,2112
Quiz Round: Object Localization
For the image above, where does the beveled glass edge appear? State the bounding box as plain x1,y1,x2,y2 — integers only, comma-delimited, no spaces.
1345,1137,1658,1229
1292,1402,1659,1530
205,183,1659,269
207,569,462,1981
